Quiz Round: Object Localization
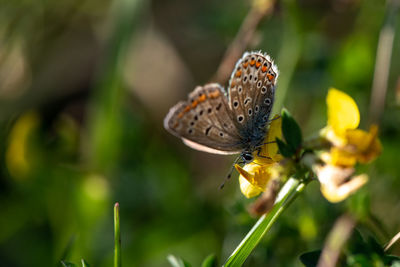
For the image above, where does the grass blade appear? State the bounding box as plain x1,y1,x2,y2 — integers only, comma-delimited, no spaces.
114,203,121,267
223,178,307,266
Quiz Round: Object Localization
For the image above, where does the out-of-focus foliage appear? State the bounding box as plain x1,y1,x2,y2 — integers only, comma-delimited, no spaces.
0,0,399,266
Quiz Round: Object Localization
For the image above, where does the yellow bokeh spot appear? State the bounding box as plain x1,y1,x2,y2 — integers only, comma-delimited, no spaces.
327,88,360,136
298,214,317,240
6,111,40,179
83,174,110,201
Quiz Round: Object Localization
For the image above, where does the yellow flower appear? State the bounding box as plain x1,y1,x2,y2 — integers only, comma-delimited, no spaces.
237,115,283,198
320,88,381,167
316,88,382,203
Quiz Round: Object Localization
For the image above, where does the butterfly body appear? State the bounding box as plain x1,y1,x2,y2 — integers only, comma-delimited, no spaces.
164,51,279,163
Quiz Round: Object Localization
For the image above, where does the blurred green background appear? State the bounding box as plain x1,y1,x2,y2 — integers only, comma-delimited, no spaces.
0,0,399,266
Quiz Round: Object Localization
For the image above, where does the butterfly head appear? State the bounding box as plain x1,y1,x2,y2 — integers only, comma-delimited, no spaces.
240,151,254,164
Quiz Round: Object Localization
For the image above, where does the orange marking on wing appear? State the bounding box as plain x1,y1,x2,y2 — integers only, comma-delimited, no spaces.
210,90,220,98
235,70,242,77
173,122,179,128
178,112,184,118
184,105,191,113
262,66,268,72
243,62,249,68
191,100,198,108
267,74,274,81
198,94,206,102
250,60,256,66
256,62,261,68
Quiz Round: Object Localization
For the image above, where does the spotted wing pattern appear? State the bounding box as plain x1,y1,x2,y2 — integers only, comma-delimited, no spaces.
164,83,243,154
227,52,279,135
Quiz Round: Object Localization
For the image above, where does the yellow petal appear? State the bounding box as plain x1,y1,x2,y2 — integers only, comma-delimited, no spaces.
315,164,354,187
346,125,382,164
320,174,368,203
236,163,272,198
324,147,357,167
239,176,264,198
327,88,360,136
346,129,373,151
256,115,282,163
357,138,382,164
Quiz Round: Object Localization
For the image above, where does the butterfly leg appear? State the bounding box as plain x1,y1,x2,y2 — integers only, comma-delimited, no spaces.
256,147,273,159
220,156,243,189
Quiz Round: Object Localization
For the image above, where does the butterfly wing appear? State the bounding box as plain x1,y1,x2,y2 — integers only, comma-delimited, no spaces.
164,83,244,154
227,52,279,133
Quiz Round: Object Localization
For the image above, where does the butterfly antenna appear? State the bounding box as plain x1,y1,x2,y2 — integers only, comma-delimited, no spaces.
220,156,242,189
268,115,281,123
260,141,277,146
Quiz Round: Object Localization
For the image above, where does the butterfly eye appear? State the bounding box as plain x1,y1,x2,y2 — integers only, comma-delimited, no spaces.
248,108,252,116
237,115,244,123
219,132,224,137
242,153,253,163
233,100,239,108
238,86,243,94
257,81,262,88
188,129,194,134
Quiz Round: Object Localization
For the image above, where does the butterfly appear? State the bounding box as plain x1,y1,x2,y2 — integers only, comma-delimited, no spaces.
164,51,279,165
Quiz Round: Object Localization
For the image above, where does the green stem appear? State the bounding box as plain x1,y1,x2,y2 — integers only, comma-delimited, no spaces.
114,203,121,267
223,177,308,267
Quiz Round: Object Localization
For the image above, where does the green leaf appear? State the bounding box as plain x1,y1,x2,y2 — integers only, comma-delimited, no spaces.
223,178,308,266
61,261,77,267
276,137,295,157
81,259,90,267
281,109,302,152
201,254,217,267
167,255,191,267
299,250,321,267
